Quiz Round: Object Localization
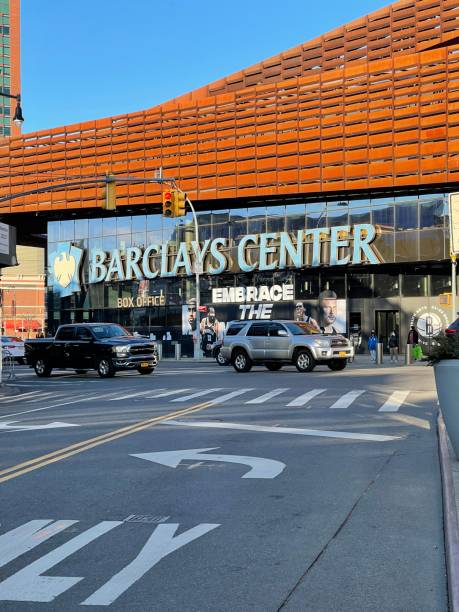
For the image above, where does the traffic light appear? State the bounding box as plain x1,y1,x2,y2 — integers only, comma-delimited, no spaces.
162,189,187,217
162,189,174,217
103,174,116,210
176,191,186,216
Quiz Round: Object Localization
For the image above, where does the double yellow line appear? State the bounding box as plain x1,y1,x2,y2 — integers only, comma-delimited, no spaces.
0,400,213,484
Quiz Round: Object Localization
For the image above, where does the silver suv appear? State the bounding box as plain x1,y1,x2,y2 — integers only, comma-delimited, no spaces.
220,320,353,373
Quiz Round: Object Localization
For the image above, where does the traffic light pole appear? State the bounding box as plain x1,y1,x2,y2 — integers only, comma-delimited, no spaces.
184,196,202,359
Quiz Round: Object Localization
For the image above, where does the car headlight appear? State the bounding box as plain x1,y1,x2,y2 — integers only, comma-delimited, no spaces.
313,339,330,348
112,345,131,355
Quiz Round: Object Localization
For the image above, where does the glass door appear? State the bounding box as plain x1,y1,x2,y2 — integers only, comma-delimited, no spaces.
375,310,400,353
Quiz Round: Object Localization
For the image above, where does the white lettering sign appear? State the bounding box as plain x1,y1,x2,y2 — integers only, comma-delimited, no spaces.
212,284,294,304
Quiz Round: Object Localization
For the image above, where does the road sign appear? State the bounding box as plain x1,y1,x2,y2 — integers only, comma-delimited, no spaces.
131,447,286,479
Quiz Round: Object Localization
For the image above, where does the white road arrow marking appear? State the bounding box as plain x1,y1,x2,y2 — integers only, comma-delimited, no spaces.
0,421,80,432
131,448,286,479
165,420,401,442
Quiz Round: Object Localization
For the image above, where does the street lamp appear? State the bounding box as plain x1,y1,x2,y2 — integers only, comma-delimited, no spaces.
0,91,24,126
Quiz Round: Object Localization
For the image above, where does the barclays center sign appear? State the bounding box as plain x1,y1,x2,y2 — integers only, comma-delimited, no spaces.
50,223,381,296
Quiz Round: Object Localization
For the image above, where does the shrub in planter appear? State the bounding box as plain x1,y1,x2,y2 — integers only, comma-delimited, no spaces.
431,334,459,459
429,334,459,365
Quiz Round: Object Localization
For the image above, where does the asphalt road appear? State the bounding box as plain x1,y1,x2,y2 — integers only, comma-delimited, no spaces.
0,360,446,611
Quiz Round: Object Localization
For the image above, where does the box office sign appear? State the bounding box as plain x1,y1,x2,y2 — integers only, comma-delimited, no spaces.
49,224,380,296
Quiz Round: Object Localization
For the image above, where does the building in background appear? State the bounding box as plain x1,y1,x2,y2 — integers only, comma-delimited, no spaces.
0,0,459,356
0,0,19,137
0,245,45,338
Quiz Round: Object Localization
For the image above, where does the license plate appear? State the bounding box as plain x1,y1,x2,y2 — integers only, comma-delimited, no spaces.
338,351,347,357
140,362,150,368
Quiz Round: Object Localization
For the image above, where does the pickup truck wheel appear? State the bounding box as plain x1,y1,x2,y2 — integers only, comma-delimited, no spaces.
34,359,52,377
265,362,282,371
232,349,252,373
294,350,315,372
75,370,88,374
97,358,115,378
328,359,347,371
137,367,154,375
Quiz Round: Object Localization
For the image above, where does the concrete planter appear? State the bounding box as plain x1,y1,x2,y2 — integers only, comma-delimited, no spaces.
435,360,459,459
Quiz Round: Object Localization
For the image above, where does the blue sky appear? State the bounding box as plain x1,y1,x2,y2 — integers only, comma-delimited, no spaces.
22,0,386,134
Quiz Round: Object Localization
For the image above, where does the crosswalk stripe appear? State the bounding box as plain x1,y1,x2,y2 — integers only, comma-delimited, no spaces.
329,390,365,409
141,388,192,399
209,389,254,404
1,391,45,404
23,392,59,404
378,390,410,412
171,388,224,402
287,389,326,407
246,388,289,404
109,390,160,401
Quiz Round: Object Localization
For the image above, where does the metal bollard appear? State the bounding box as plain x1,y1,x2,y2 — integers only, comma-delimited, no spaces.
175,343,181,360
405,344,412,366
376,343,384,365
156,342,162,362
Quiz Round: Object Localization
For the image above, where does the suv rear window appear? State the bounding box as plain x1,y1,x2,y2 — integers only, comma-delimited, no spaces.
247,323,270,337
226,323,245,336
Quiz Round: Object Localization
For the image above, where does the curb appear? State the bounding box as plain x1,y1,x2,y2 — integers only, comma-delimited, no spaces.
438,412,459,612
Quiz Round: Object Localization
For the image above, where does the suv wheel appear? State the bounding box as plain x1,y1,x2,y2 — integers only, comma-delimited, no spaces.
34,358,52,377
97,358,116,378
265,362,282,371
232,349,252,373
216,350,228,366
295,350,315,372
328,359,347,371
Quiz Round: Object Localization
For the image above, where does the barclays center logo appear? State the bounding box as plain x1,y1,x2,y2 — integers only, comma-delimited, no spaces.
49,242,84,297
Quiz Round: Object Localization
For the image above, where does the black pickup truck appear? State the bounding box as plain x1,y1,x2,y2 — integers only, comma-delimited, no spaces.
25,323,159,378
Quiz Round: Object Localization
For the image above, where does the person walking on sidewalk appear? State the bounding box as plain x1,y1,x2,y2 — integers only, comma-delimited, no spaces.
368,330,378,363
407,325,419,346
388,331,399,362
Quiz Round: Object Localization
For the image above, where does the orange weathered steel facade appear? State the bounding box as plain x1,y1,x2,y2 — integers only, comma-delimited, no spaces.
0,0,459,215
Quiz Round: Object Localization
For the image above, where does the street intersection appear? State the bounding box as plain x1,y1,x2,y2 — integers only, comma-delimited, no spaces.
0,361,446,611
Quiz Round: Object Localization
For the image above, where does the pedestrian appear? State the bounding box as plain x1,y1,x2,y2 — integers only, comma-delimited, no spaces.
407,325,419,345
388,331,399,362
368,330,378,362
